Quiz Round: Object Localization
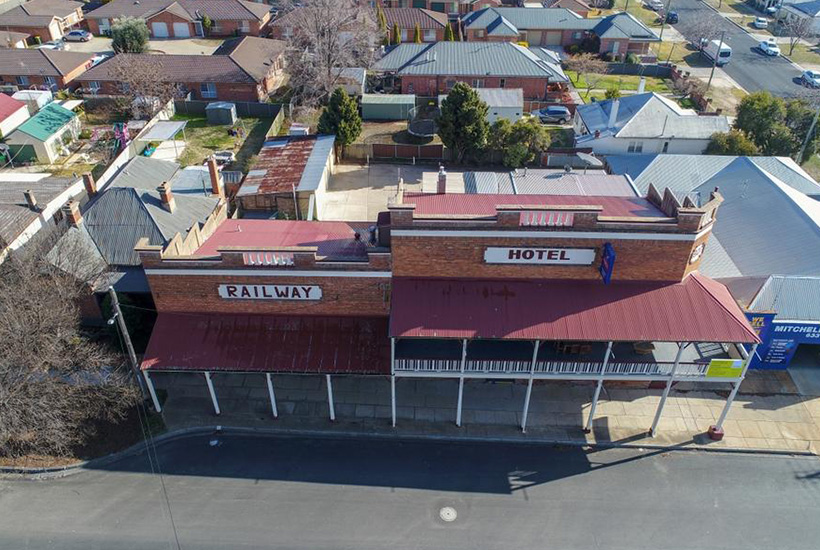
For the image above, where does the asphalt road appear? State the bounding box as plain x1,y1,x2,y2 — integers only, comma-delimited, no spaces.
2,434,820,549
671,0,805,95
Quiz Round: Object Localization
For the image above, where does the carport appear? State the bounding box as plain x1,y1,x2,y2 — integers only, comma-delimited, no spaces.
138,120,187,161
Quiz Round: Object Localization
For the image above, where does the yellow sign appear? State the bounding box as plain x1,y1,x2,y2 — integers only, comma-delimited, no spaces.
706,359,745,378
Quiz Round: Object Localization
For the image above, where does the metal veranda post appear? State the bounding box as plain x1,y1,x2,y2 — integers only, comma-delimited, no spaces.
390,337,397,428
326,374,336,421
584,342,613,433
521,340,541,433
714,344,758,432
456,339,467,427
265,373,278,418
204,372,220,415
650,342,686,437
143,371,162,413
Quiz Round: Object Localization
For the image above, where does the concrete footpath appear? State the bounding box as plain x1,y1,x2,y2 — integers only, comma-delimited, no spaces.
152,371,820,454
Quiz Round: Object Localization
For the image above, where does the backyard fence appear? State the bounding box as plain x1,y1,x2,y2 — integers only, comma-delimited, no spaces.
174,100,283,119
606,63,673,78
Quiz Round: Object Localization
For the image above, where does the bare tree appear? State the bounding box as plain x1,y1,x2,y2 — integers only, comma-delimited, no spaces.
670,75,706,100
565,53,608,98
687,17,723,50
780,15,817,56
0,233,138,460
281,0,379,106
105,54,184,119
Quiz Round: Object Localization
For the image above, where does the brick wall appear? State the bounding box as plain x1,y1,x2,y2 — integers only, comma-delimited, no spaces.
401,75,551,99
77,79,263,101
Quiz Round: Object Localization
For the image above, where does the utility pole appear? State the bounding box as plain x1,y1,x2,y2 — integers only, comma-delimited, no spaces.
706,30,726,92
666,42,677,64
797,100,820,164
108,287,148,400
659,0,673,41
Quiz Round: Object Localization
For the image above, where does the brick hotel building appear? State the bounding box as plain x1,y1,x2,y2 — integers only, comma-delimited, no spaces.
137,180,759,438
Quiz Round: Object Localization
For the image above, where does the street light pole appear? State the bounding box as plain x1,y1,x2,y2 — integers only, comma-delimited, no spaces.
797,100,820,164
706,30,726,92
659,0,673,41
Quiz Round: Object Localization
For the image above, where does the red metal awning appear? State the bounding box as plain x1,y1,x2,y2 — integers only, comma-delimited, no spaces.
141,314,391,374
390,274,760,344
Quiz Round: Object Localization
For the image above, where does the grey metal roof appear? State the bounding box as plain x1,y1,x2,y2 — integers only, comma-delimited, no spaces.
45,224,108,282
297,135,335,192
469,88,523,108
749,275,820,320
0,176,79,246
789,0,820,17
139,121,187,142
454,169,634,196
106,155,180,192
374,42,568,81
463,8,584,31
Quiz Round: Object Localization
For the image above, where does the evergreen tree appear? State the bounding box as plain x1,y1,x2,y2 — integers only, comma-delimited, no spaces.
317,87,362,154
444,22,454,41
436,82,489,163
111,16,150,53
413,23,422,43
391,22,401,45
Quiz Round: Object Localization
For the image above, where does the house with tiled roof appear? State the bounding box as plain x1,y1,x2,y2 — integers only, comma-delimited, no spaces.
0,0,84,42
372,41,570,102
75,37,286,101
0,49,94,91
543,0,591,17
383,8,448,42
85,0,273,38
463,8,659,60
0,30,31,49
379,0,500,15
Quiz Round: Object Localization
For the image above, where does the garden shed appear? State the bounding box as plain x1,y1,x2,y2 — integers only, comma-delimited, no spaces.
5,103,80,164
206,102,238,125
362,94,415,121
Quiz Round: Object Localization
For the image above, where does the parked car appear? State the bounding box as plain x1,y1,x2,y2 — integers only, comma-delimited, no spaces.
213,150,236,164
37,40,68,50
90,53,111,66
802,70,820,88
765,5,779,15
759,38,780,56
666,11,679,23
645,0,665,10
64,29,92,42
536,106,572,124
753,17,768,29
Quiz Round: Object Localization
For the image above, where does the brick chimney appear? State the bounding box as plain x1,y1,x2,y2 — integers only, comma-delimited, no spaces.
82,172,97,197
207,156,223,197
23,189,39,211
61,200,82,227
157,181,175,213
436,165,447,194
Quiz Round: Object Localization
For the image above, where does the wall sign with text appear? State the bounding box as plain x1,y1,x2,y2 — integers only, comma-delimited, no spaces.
484,247,596,265
218,284,322,301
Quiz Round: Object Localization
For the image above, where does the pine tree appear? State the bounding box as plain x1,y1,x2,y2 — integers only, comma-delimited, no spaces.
391,22,401,45
317,87,362,153
413,23,422,43
377,5,387,33
436,82,489,163
444,22,454,41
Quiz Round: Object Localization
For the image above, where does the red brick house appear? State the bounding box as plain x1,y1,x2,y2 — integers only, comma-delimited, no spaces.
85,0,272,38
0,0,85,42
462,8,660,60
75,37,286,101
543,0,591,18
0,49,94,91
384,8,448,42
372,41,570,103
379,0,500,15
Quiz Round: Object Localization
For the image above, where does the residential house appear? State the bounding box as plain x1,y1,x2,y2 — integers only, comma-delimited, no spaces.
0,0,85,42
777,1,820,33
334,67,367,96
383,8,448,42
543,0,591,17
462,8,660,60
573,93,730,155
0,93,30,138
268,7,373,40
76,37,286,101
439,88,524,123
236,135,336,220
0,173,85,263
0,49,94,92
85,0,273,38
0,30,30,48
5,102,81,163
379,0,500,15
372,41,570,104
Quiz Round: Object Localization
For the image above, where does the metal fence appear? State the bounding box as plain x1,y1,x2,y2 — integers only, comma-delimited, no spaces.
173,100,283,119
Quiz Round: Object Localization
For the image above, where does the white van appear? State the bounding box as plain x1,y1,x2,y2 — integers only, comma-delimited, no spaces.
702,39,732,66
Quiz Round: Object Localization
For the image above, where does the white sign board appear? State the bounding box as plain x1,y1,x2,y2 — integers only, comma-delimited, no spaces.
484,247,596,265
218,284,322,301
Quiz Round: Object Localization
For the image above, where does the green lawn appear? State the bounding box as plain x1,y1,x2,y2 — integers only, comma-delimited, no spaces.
703,0,757,16
171,114,273,172
801,154,820,181
653,41,689,64
783,42,820,66
602,0,663,29
566,71,672,93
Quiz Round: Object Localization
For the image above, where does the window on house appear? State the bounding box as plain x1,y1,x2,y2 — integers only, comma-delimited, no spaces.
662,141,669,153
573,32,582,40
200,82,217,98
476,29,484,38
89,81,100,91
423,29,435,41
401,29,409,41
627,141,644,153
445,79,456,90
240,20,250,33
499,78,506,88
15,76,28,86
472,79,484,88
43,76,56,88
283,26,292,38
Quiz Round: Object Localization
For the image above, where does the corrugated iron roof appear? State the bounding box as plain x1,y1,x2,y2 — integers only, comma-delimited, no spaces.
0,93,27,122
402,192,664,218
238,135,335,196
390,275,759,344
749,275,820,321
141,314,391,374
13,103,76,141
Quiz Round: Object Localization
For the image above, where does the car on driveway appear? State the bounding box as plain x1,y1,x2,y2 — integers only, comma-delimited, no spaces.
802,70,820,88
753,17,768,29
536,105,571,124
759,38,780,56
64,29,92,42
90,53,111,66
666,11,679,24
36,40,67,50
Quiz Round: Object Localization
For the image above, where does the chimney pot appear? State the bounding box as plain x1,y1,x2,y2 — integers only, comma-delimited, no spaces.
207,156,223,197
23,189,39,211
436,165,447,194
82,172,97,196
157,181,176,213
61,200,82,227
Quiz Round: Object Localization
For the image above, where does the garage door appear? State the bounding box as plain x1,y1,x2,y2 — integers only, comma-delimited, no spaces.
544,31,562,46
151,22,168,38
172,22,190,38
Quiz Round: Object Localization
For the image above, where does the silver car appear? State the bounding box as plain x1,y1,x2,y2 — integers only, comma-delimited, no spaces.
802,70,820,88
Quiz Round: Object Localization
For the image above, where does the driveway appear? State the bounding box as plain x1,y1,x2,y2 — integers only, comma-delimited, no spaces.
671,0,805,95
64,36,224,56
1,434,819,549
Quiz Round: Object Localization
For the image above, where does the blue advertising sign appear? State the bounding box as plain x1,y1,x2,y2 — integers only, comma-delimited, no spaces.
748,314,820,369
599,242,615,285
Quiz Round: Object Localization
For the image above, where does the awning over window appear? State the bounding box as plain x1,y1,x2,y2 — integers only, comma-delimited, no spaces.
141,314,390,374
390,274,759,344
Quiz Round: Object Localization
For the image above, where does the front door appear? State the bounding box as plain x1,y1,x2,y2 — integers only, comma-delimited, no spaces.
194,21,204,37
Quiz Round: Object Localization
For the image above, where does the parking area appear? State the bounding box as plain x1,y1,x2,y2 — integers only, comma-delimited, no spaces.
321,163,426,221
61,36,224,55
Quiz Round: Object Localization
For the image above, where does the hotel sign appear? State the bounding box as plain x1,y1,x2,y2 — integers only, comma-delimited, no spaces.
218,284,322,301
484,247,596,265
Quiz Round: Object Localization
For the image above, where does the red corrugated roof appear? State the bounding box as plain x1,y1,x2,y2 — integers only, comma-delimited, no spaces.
402,192,665,218
141,314,390,374
195,219,372,260
239,136,317,195
390,273,759,343
0,93,26,121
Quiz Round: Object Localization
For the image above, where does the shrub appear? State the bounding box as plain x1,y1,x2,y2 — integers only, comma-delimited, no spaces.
605,87,621,99
625,53,640,65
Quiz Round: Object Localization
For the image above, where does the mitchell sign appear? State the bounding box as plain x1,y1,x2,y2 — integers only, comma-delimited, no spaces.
218,284,322,301
484,247,596,265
